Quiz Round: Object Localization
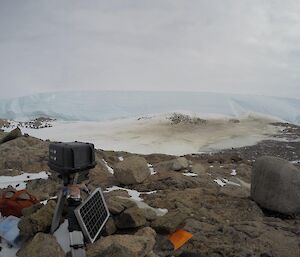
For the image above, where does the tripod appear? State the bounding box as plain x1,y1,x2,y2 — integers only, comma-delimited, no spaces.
51,173,88,257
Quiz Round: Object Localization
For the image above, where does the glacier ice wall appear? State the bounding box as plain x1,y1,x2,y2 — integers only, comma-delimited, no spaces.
0,91,299,124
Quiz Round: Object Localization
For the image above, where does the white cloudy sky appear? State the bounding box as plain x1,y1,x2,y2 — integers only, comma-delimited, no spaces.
0,0,300,99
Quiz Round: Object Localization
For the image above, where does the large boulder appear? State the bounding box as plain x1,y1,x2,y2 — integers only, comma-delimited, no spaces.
0,136,49,172
17,232,65,257
0,127,22,144
114,156,150,185
87,227,156,257
251,156,300,214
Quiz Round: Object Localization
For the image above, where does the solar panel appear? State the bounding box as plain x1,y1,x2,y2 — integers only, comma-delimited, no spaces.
74,188,110,243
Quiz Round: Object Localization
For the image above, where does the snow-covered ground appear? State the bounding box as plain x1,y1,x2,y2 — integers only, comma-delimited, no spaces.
13,114,280,155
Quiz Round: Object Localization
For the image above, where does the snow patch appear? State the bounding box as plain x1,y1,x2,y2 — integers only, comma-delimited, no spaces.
102,159,114,174
0,240,19,257
119,197,168,217
40,196,58,205
0,171,49,190
182,172,198,177
103,186,156,201
147,163,157,175
230,169,237,176
214,179,226,187
214,178,240,187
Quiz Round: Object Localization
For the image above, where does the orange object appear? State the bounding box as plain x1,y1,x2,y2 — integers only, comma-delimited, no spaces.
168,230,193,250
0,189,39,217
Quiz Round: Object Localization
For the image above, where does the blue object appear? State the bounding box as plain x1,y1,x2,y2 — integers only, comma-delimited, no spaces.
0,216,20,246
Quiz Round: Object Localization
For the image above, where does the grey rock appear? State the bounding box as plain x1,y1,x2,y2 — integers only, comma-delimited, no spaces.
114,156,150,185
0,127,22,144
16,232,65,257
172,157,189,171
115,206,146,229
251,156,300,214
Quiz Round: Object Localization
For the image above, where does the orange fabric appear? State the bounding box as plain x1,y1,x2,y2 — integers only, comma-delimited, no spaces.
168,230,193,250
0,190,39,217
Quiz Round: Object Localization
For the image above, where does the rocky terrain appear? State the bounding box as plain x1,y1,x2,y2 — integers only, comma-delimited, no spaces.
0,117,54,130
0,121,299,257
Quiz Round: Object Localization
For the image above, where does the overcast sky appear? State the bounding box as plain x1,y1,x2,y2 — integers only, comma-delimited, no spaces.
0,0,300,99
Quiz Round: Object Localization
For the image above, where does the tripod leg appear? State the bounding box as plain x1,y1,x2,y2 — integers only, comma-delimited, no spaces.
68,198,86,257
51,188,67,234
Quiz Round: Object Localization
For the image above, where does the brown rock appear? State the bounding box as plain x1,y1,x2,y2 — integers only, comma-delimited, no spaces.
115,206,146,229
18,200,56,239
21,203,43,217
102,217,117,236
0,136,49,172
151,211,188,234
16,232,65,257
87,227,156,257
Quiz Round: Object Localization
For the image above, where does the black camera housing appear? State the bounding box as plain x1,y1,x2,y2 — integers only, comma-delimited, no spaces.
48,141,96,175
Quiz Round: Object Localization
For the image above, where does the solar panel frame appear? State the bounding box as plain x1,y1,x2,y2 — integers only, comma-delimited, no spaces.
74,188,110,243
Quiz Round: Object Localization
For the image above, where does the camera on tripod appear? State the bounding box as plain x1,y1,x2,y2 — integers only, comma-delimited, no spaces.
48,141,109,257
49,141,96,176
